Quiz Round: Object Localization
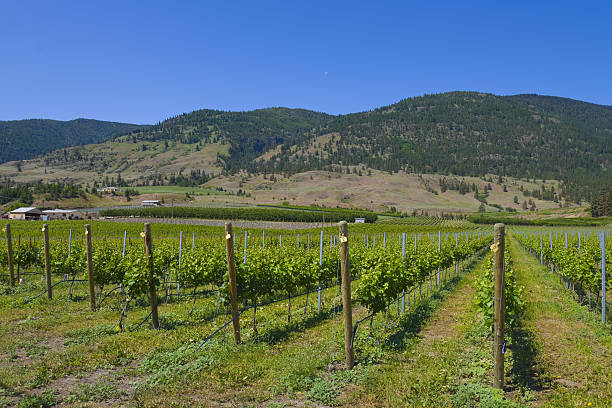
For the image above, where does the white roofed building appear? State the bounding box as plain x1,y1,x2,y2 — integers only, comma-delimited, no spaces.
142,200,162,207
8,207,43,220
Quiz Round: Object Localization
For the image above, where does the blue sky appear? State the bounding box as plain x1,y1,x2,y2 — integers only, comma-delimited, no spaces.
1,1,611,124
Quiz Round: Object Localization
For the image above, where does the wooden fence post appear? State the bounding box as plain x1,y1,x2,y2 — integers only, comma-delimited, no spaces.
339,221,354,369
85,224,96,311
16,235,21,284
493,223,505,389
225,222,241,344
6,224,15,286
144,223,159,328
600,233,606,324
43,224,52,299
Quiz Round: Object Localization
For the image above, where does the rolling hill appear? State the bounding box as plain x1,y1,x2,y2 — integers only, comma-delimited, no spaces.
0,118,149,163
0,92,610,209
254,93,611,198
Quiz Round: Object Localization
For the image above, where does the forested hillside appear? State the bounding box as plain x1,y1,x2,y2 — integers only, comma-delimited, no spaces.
2,92,610,203
255,92,611,200
507,94,612,144
0,118,148,163
128,108,331,168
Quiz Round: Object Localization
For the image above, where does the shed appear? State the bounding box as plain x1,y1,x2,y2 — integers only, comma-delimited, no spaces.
97,187,122,193
142,200,162,207
8,207,43,221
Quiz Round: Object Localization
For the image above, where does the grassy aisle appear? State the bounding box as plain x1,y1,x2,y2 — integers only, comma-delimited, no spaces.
509,237,612,407
0,280,355,407
341,254,522,407
138,266,477,407
0,267,475,407
1,256,507,407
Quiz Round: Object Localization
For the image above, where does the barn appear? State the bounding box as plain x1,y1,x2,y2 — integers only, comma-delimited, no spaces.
142,200,162,207
8,207,43,220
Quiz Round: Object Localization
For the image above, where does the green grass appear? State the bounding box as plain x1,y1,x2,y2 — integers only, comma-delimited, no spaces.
0,254,484,406
340,253,532,407
2,235,610,407
132,185,227,196
508,237,612,407
0,271,359,406
469,213,612,226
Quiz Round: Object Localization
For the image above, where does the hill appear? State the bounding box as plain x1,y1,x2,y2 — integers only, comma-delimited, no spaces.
507,94,612,144
0,118,149,163
255,92,611,199
131,107,332,169
0,92,610,209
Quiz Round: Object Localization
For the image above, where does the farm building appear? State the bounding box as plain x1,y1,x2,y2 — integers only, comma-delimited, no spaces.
97,187,122,193
8,207,43,220
142,200,162,207
42,209,83,220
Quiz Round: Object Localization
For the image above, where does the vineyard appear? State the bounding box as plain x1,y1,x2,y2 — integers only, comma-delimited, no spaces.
514,229,611,319
0,223,490,335
0,220,610,407
98,206,378,224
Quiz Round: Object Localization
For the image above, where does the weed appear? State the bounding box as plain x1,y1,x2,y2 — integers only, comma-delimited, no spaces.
0,286,18,296
266,403,290,408
306,377,338,405
64,324,116,346
26,366,52,388
139,343,224,388
24,344,47,359
270,373,314,396
303,368,360,405
17,390,58,408
65,380,121,403
451,383,522,408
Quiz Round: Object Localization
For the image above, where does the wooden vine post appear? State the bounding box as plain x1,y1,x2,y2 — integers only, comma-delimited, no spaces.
600,232,606,325
43,224,52,299
85,224,96,311
5,224,15,286
144,223,160,329
338,221,355,369
225,222,241,344
492,223,506,389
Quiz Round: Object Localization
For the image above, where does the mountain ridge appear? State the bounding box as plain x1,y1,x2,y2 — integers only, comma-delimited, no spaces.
1,92,610,202
0,118,150,164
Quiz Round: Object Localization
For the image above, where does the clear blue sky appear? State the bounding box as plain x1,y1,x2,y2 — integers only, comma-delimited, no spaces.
1,1,611,124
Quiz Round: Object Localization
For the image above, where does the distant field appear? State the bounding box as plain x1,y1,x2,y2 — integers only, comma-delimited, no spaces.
468,212,612,227
132,185,226,196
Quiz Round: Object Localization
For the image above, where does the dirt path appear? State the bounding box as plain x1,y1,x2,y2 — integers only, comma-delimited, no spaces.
509,237,612,407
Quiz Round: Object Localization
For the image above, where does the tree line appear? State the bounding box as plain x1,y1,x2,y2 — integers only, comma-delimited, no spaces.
590,188,612,216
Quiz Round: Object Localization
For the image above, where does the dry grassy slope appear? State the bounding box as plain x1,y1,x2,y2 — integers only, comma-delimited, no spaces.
0,134,568,213
203,169,565,213
0,139,227,184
